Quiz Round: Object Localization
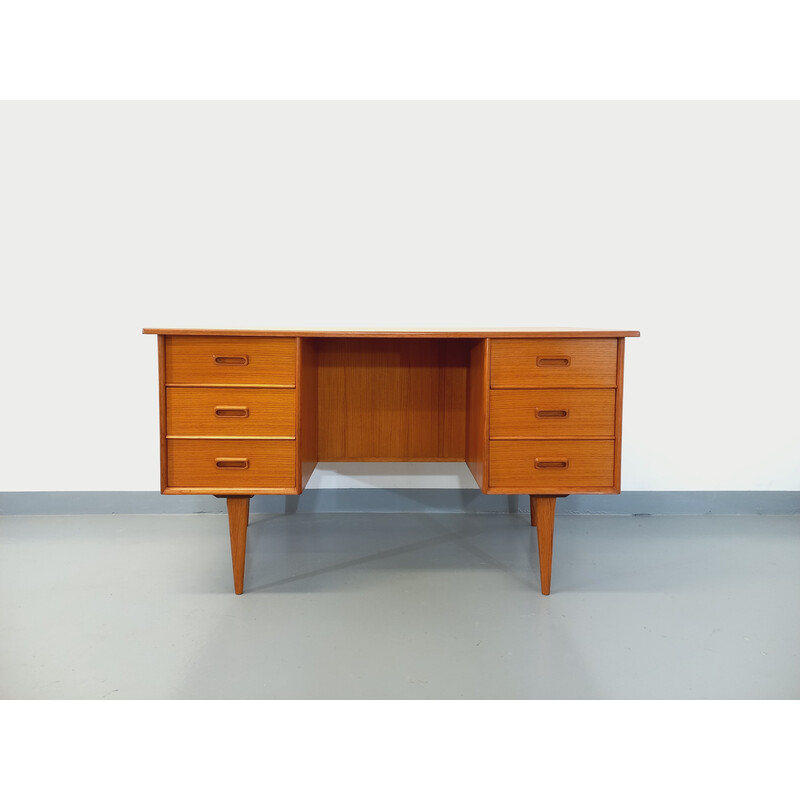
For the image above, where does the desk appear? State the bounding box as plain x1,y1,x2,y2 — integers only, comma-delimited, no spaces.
143,328,639,594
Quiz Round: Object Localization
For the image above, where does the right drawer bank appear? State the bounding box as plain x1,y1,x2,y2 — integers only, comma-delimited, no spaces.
488,338,620,493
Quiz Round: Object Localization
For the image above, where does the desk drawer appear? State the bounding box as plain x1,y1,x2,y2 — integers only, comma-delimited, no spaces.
166,388,296,438
491,338,617,388
489,440,614,489
168,439,296,490
490,389,615,439
166,336,296,386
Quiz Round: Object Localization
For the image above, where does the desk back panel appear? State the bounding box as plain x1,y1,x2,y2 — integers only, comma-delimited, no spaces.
315,338,472,461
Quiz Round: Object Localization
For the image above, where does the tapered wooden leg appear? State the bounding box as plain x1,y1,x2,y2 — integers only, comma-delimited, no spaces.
531,495,556,595
530,497,538,528
226,496,252,595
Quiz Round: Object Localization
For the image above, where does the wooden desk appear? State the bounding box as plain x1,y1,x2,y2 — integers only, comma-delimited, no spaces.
143,328,639,594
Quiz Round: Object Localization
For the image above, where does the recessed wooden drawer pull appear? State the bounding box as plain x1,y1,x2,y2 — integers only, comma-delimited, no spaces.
534,459,569,469
213,355,249,366
215,458,250,469
536,356,571,367
214,406,250,418
535,408,569,419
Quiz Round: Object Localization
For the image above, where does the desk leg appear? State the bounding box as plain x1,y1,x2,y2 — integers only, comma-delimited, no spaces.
225,496,252,595
530,496,556,596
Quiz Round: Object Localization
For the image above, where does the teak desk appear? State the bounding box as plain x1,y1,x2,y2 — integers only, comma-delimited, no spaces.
143,328,639,594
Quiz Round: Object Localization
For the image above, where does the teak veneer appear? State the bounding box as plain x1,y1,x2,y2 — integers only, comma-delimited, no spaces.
144,328,639,595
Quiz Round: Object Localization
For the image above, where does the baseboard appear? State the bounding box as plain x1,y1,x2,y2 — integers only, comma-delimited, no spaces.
1,490,798,515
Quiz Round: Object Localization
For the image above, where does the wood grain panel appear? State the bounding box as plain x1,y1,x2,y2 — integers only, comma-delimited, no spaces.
489,440,615,490
491,338,618,388
466,339,489,490
490,389,616,439
298,337,319,490
317,338,468,460
613,337,626,492
438,340,468,458
166,387,295,437
167,439,295,490
165,336,296,386
157,334,167,493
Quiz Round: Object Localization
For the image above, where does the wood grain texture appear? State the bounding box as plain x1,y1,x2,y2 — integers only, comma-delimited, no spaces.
165,335,296,386
613,338,626,493
157,334,167,494
490,388,616,439
491,338,618,388
489,440,615,490
167,438,296,490
226,496,251,595
163,486,300,496
316,338,469,461
146,328,641,339
532,496,556,595
465,339,489,490
298,338,319,491
166,387,295,437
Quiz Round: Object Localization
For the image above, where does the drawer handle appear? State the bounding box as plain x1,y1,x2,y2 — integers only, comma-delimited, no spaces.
534,459,569,470
213,355,249,366
535,408,569,419
536,356,571,367
215,458,249,470
215,406,250,418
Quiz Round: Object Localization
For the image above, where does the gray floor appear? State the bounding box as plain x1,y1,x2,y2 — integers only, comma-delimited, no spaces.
1,511,798,699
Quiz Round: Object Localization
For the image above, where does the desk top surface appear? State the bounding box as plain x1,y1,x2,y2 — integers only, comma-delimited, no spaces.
143,327,640,338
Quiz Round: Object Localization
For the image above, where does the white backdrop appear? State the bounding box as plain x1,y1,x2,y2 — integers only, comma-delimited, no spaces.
1,101,798,491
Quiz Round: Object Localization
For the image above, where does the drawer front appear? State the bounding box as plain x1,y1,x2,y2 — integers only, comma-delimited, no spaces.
489,440,615,489
166,388,296,438
490,389,615,439
168,439,296,489
491,338,617,388
165,336,296,386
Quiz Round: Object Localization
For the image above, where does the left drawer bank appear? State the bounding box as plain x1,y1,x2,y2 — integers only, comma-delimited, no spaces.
159,335,299,494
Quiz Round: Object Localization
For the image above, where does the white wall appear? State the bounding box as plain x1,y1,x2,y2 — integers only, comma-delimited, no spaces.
1,102,798,492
